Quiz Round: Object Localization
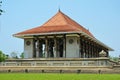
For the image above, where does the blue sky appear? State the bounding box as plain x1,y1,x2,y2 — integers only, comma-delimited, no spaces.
0,0,120,57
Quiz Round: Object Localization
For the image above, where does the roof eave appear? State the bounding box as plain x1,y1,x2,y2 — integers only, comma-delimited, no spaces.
13,31,80,38
81,32,114,51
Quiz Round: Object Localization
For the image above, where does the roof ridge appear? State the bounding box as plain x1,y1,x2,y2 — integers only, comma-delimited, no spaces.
58,11,70,25
59,12,82,32
42,11,68,26
42,12,58,26
60,11,94,37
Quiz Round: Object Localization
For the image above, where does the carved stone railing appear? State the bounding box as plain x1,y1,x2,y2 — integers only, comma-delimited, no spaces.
0,58,112,67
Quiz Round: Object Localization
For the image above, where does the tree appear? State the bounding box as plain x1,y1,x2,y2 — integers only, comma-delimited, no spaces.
0,50,6,62
109,56,119,62
10,51,18,59
112,57,119,62
20,52,24,59
0,1,3,15
5,54,9,59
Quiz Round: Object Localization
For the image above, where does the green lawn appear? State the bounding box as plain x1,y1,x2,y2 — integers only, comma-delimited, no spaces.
0,73,120,80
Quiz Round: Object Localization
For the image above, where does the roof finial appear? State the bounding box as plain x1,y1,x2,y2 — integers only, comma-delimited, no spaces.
59,8,61,12
58,5,61,12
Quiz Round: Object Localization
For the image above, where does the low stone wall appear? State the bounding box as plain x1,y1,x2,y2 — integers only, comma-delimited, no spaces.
113,65,120,70
0,58,112,67
0,58,119,73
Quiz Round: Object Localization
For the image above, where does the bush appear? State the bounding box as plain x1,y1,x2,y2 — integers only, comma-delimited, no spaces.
0,50,6,62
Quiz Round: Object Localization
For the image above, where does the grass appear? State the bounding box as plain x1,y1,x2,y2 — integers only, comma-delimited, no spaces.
0,73,120,80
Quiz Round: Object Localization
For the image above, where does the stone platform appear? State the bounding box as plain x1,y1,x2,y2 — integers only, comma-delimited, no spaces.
0,58,120,73
0,58,112,67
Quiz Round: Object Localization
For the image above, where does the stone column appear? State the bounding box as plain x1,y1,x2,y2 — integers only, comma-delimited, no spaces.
36,39,40,58
96,46,98,57
81,37,84,58
84,40,87,58
54,36,57,57
94,44,96,57
97,46,99,57
45,37,48,58
106,50,109,57
90,42,92,58
33,39,36,58
87,41,89,58
39,39,43,58
79,35,81,58
91,43,94,58
95,46,97,57
63,35,66,58
88,41,90,58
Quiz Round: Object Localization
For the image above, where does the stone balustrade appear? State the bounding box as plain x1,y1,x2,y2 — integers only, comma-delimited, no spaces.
0,58,112,67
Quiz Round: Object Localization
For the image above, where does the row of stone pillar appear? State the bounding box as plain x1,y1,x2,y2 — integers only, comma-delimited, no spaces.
32,34,108,58
33,35,66,58
80,36,108,58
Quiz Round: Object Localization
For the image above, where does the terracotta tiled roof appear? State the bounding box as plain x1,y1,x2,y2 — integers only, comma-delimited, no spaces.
14,11,94,37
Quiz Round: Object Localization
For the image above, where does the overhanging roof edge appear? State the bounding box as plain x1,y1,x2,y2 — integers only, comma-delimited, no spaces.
81,32,114,51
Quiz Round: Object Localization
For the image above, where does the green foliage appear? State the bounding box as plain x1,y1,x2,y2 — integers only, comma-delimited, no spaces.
109,56,119,62
5,55,9,59
10,51,18,59
112,57,119,62
0,73,120,80
20,52,24,59
0,1,3,15
0,50,6,62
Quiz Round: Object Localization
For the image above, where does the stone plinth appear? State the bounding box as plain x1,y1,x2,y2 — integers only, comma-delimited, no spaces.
0,58,111,67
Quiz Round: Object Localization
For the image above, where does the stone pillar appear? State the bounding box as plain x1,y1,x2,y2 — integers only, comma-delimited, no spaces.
87,41,89,58
106,50,109,57
79,35,81,58
34,37,39,58
39,39,43,58
94,45,96,57
54,36,57,57
92,44,94,57
89,42,91,58
83,39,86,58
81,39,84,58
84,40,87,58
95,45,97,57
33,39,36,58
63,35,66,58
97,45,99,57
96,45,98,57
85,41,88,58
81,37,84,58
45,37,48,58
90,43,93,58
88,41,91,58
95,44,97,58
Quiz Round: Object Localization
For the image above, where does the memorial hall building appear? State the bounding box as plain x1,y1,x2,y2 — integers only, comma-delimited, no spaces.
1,10,120,73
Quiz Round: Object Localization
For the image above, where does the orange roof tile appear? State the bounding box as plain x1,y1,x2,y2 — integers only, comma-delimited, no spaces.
14,11,94,37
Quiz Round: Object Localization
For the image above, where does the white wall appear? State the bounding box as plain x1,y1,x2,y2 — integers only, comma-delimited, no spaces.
66,36,79,58
24,39,34,58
